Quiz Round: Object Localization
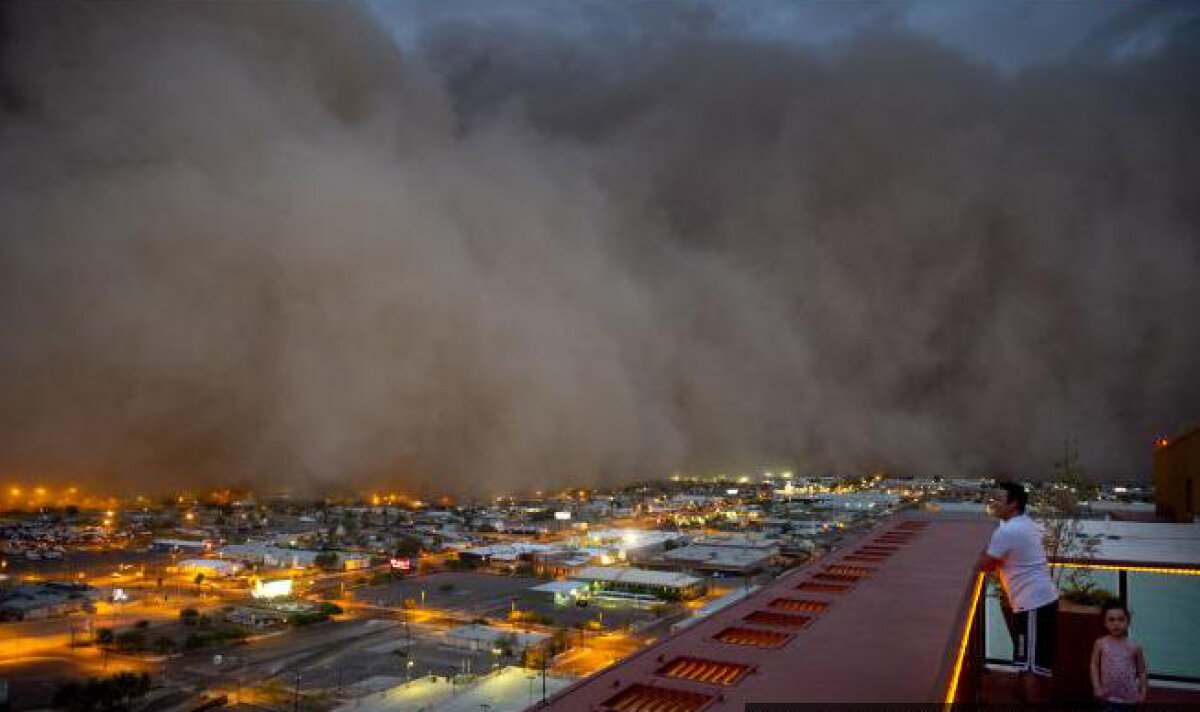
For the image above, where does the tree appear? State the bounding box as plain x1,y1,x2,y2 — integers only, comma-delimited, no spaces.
52,672,152,712
154,635,175,654
313,551,340,571
1040,440,1107,604
95,628,114,646
114,630,145,653
194,573,206,587
134,620,150,630
180,608,199,626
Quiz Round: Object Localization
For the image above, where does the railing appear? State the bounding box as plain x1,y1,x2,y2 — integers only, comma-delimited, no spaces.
981,562,1200,685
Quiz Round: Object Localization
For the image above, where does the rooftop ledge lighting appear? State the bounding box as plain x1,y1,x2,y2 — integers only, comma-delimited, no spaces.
944,572,985,706
1050,561,1200,576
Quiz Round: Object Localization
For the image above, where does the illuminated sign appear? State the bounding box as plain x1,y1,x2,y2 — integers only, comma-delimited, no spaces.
252,578,293,599
554,511,572,521
390,558,412,571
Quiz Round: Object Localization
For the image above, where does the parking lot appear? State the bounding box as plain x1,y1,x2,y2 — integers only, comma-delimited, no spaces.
352,571,539,619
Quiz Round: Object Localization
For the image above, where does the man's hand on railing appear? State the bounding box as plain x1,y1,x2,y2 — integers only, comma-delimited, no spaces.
976,551,1001,572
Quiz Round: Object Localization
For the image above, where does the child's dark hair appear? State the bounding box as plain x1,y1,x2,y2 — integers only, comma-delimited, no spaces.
1101,599,1131,619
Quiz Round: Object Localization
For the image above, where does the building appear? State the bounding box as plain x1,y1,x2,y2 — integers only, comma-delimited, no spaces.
1154,426,1200,522
529,580,589,605
178,558,242,577
219,543,370,570
651,536,779,577
571,566,704,601
0,582,98,622
150,538,210,553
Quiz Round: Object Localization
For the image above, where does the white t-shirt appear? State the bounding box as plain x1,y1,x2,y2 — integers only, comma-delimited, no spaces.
987,513,1059,612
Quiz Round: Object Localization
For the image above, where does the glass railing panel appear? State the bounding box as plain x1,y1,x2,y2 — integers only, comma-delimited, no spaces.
983,580,1013,661
1127,571,1200,680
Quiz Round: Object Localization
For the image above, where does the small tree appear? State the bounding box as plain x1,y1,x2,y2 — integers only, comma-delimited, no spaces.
180,608,199,626
1040,440,1107,605
115,630,145,653
313,551,340,571
95,627,114,647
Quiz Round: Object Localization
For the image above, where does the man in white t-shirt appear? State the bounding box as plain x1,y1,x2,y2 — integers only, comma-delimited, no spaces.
978,481,1059,701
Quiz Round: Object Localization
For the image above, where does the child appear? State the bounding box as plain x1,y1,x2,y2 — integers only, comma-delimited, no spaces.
1090,599,1148,711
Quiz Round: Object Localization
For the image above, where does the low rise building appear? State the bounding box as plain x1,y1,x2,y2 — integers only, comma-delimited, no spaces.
178,558,242,577
571,566,704,601
529,580,590,605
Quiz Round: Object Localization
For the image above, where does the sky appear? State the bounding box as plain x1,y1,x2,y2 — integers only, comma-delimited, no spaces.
0,1,1198,495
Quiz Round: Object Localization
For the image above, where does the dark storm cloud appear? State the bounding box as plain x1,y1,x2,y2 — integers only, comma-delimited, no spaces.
1,1,1198,495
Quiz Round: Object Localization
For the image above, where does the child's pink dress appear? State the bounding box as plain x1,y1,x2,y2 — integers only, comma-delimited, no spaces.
1097,636,1140,704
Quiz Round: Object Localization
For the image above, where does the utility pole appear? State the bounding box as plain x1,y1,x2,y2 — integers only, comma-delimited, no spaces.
292,670,301,712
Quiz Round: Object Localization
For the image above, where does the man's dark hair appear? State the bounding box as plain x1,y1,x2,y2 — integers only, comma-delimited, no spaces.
997,481,1028,513
1102,598,1131,620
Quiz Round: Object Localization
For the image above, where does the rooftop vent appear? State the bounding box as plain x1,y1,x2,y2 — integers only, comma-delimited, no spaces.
813,572,863,584
875,534,916,545
657,657,752,686
603,684,713,712
796,581,850,594
768,597,830,614
844,554,887,564
744,610,813,629
825,564,875,576
714,626,790,648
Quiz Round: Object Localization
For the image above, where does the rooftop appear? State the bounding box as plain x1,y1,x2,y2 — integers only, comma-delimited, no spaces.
541,514,993,709
571,567,702,590
660,545,773,570
1070,520,1200,567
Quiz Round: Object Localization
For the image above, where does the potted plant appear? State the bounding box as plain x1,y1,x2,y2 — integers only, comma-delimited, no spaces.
1038,441,1113,702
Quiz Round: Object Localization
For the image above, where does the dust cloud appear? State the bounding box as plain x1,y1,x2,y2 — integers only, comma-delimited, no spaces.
1,1,1198,495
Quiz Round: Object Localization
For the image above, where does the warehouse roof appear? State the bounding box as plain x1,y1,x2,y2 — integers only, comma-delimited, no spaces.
572,566,701,589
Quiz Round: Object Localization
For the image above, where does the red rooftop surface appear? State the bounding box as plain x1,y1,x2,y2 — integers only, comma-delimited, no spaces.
536,514,993,710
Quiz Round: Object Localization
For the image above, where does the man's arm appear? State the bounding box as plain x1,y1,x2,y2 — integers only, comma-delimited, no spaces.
982,524,1009,572
977,553,1003,572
